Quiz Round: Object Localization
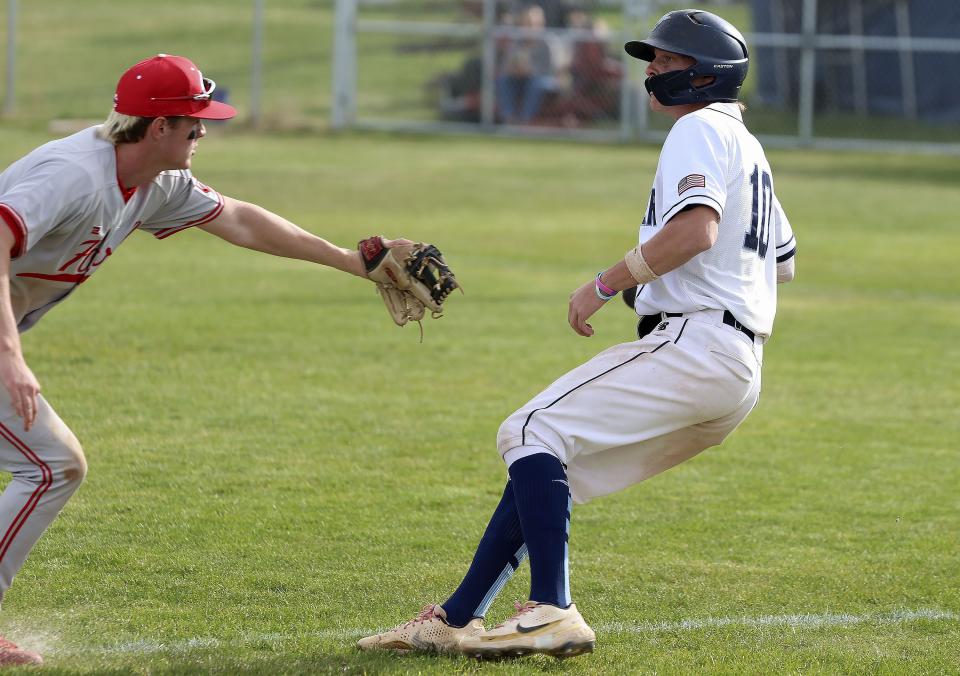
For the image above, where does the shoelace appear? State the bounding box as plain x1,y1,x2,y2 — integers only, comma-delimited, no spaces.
494,601,537,629
401,603,440,629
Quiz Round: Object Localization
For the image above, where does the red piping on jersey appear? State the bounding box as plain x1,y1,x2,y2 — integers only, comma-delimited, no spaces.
0,203,27,259
0,422,53,564
154,191,224,239
16,272,89,284
115,148,138,203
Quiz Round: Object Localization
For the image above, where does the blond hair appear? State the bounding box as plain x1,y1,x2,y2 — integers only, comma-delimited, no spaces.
96,110,156,144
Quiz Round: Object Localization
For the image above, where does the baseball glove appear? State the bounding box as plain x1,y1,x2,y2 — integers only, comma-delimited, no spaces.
358,236,460,337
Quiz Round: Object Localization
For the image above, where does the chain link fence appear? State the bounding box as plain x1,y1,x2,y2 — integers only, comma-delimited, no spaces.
333,0,960,153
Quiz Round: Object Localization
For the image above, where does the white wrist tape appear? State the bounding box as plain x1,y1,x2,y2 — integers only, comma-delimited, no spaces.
624,246,660,284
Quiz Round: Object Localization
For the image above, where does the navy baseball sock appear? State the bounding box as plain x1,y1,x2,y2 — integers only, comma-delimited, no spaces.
441,480,527,627
508,453,571,608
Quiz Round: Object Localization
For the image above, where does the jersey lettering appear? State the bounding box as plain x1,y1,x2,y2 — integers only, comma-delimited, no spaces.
58,227,113,275
642,189,657,226
743,165,772,258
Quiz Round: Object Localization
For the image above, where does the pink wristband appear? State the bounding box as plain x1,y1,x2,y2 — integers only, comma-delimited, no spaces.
595,273,617,298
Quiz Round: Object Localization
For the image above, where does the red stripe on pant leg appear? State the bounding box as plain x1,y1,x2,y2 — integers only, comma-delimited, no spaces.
0,423,54,562
0,424,52,557
0,425,52,559
0,422,53,506
0,483,49,561
0,423,54,478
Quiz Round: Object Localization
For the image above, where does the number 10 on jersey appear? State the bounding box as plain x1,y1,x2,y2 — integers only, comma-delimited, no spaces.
744,164,772,258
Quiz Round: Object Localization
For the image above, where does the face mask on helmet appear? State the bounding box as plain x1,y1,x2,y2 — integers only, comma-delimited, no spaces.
644,61,743,106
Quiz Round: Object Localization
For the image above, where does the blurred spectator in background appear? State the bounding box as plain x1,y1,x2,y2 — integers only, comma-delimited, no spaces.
496,5,559,125
503,0,571,28
531,0,570,28
559,5,622,126
434,1,620,127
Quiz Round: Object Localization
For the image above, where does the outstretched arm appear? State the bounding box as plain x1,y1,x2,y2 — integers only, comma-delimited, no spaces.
0,227,40,430
199,196,368,278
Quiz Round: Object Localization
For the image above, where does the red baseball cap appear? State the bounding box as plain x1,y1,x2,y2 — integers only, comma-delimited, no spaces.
113,54,236,119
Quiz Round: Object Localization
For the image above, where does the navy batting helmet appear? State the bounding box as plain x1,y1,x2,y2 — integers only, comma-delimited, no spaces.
624,9,748,106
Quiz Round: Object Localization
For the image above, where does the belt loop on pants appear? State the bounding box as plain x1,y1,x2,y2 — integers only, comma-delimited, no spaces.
721,311,755,341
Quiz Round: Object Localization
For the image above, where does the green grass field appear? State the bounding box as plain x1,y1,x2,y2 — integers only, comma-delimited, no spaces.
1,0,959,672
0,123,957,674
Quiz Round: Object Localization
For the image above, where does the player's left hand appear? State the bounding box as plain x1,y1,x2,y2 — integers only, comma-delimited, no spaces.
568,279,606,337
358,236,461,336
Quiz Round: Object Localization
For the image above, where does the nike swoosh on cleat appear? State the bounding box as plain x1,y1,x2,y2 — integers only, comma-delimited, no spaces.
552,479,569,487
517,620,562,634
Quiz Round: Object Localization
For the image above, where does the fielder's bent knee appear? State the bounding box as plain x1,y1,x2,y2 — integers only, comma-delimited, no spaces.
59,435,88,485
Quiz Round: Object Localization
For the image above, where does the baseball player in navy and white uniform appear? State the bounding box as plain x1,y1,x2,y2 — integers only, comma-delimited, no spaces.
359,10,796,660
0,54,405,666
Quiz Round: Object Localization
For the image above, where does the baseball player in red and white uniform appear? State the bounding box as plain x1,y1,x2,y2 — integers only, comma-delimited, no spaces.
0,54,400,666
359,9,796,661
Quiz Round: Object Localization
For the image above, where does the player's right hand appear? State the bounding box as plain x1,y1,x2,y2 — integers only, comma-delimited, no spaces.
568,280,606,337
0,351,41,431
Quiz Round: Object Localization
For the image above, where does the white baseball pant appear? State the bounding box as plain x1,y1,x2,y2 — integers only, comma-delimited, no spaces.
0,389,86,601
498,310,763,504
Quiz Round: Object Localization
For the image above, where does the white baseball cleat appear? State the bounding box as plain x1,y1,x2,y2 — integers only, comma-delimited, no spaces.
459,600,596,660
357,603,484,653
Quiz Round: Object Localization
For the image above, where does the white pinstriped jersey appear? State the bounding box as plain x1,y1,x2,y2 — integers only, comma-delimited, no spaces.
0,126,223,332
633,103,796,337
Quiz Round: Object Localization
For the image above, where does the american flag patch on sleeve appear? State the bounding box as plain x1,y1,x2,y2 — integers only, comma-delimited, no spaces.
678,174,706,195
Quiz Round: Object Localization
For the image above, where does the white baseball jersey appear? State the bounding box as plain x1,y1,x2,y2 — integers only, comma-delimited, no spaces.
633,102,796,337
0,126,223,332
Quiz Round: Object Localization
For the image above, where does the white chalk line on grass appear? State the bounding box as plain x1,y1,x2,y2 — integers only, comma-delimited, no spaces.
600,608,959,633
38,608,960,657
